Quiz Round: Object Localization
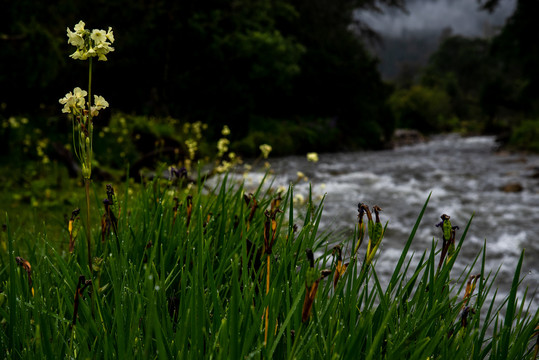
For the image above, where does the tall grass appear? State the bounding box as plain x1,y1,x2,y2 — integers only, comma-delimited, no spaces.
0,173,537,359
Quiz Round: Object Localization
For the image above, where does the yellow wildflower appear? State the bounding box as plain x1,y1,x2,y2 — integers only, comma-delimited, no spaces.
185,139,198,160
259,144,272,159
215,161,232,173
296,171,308,181
90,95,109,116
307,152,319,162
217,138,230,156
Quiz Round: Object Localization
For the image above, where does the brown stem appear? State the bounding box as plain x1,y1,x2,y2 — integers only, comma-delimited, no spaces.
264,255,270,345
85,179,93,273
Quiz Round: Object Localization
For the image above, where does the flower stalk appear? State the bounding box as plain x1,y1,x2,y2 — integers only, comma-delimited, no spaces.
332,245,348,290
364,205,384,267
85,180,92,271
301,249,331,323
435,214,459,273
59,20,114,272
263,207,280,345
353,203,366,258
15,256,33,297
68,208,81,253
72,275,92,326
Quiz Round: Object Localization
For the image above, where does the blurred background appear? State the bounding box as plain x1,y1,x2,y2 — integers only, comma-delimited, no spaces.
2,0,538,159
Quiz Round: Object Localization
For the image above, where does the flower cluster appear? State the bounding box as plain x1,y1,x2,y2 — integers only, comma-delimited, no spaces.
259,144,272,159
59,20,115,181
59,88,109,117
67,21,115,61
185,139,198,160
221,125,231,136
217,138,230,157
306,152,319,162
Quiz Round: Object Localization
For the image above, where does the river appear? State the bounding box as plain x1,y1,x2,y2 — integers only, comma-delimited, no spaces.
241,134,539,311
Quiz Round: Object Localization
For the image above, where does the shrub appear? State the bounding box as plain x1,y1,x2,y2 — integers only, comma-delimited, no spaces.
388,85,455,133
508,118,539,152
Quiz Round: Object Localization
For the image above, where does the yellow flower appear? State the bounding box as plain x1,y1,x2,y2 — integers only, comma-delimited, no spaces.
73,87,87,106
8,117,20,128
185,139,198,160
221,125,231,136
91,95,109,116
70,49,87,60
259,144,272,159
73,20,86,34
192,121,203,139
183,123,190,134
215,160,232,173
307,152,319,162
66,21,114,61
106,27,115,43
59,91,74,113
59,88,87,114
217,138,230,156
67,28,85,48
91,29,107,44
94,41,114,61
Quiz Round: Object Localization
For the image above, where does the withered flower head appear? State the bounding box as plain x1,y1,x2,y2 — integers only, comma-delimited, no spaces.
436,214,451,228
171,166,188,179
360,203,373,221
372,205,383,223
333,245,342,260
357,203,366,223
460,306,476,328
321,269,333,278
106,184,115,200
71,208,81,219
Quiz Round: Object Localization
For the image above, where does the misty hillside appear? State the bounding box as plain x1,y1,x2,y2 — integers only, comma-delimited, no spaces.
357,0,516,80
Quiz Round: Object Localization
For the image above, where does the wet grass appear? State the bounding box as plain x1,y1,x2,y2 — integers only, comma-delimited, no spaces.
0,173,538,359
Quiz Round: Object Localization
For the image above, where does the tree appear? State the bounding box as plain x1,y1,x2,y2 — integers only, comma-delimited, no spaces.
1,0,405,150
421,36,494,122
478,0,539,114
277,0,404,147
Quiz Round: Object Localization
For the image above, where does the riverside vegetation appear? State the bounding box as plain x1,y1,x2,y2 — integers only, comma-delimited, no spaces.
1,21,539,359
2,167,539,359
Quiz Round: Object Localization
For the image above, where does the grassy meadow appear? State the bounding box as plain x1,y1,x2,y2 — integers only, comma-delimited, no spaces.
0,171,538,359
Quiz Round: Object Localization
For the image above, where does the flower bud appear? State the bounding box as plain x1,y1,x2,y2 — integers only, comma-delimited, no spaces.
81,164,91,179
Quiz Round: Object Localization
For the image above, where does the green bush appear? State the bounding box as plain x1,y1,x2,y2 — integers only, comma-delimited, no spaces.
232,117,340,157
388,85,455,133
508,118,539,152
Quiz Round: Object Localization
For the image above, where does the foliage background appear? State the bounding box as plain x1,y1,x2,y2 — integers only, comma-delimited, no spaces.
0,0,408,153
